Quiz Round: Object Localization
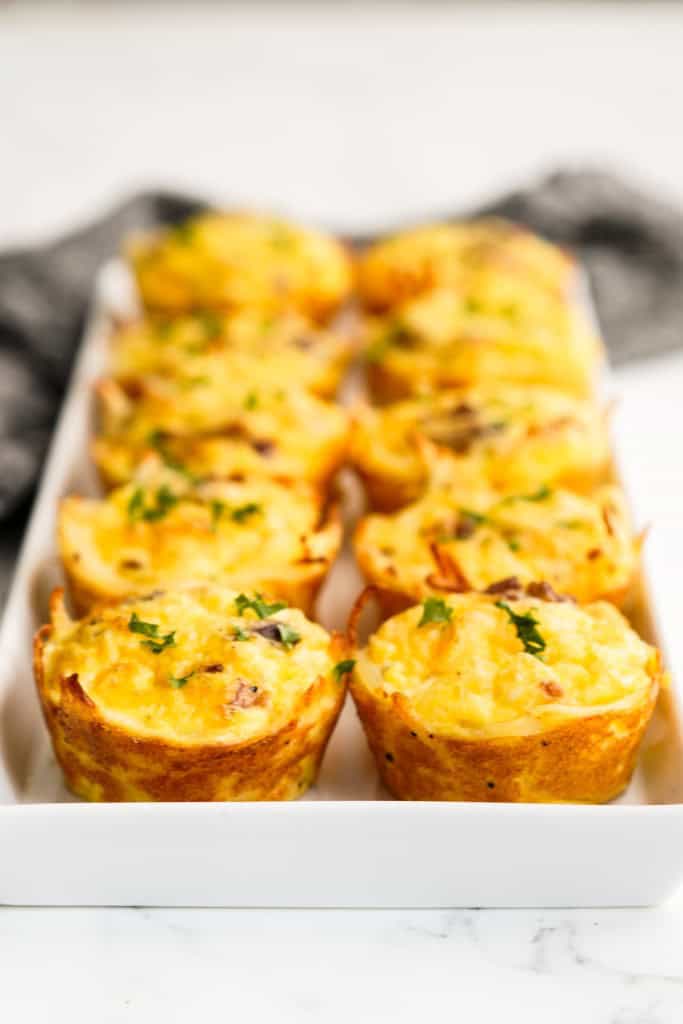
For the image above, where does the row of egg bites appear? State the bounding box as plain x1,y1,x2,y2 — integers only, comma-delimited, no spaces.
34,212,663,806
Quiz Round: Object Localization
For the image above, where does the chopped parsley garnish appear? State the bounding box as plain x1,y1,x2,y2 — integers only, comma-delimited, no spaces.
558,519,584,529
210,499,225,530
499,484,552,507
495,601,546,660
169,671,193,689
230,502,261,523
458,507,488,526
180,375,209,390
268,622,301,650
244,391,259,411
128,612,177,654
333,659,356,682
234,593,287,619
418,597,453,628
127,487,145,520
506,537,521,552
128,485,179,523
232,626,252,641
250,622,301,649
146,431,196,481
524,484,552,502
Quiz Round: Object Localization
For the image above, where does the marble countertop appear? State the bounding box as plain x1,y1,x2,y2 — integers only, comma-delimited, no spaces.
2,3,683,1021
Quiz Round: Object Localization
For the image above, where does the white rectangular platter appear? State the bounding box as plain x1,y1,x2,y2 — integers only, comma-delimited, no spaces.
1,260,683,908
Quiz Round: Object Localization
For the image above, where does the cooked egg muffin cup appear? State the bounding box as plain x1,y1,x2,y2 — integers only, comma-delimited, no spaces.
34,586,349,802
110,309,356,400
92,377,349,491
356,219,574,312
349,591,662,803
59,465,342,617
354,483,640,615
364,288,600,403
129,211,353,321
350,386,610,512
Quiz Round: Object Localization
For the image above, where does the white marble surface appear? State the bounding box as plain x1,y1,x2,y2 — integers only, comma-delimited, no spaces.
2,3,683,1020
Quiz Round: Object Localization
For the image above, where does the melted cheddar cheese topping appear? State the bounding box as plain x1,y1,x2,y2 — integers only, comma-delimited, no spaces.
358,593,658,736
356,484,637,605
93,376,349,487
357,219,574,311
43,587,339,743
110,308,353,398
60,467,339,601
365,287,600,397
129,212,352,320
351,385,609,495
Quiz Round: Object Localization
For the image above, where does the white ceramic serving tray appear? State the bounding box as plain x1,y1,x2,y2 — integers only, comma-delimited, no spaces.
1,261,683,908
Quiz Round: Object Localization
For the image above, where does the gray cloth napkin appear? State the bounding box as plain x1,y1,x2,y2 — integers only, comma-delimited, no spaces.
1,170,682,600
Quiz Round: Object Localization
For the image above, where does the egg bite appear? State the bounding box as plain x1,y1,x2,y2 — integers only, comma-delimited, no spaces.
350,385,609,512
59,463,341,616
355,483,639,615
356,219,574,312
110,308,356,400
349,590,661,803
129,211,353,321
34,586,350,802
92,375,349,491
364,287,600,402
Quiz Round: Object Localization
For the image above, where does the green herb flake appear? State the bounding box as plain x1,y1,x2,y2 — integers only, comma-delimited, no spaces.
457,507,488,526
418,597,454,628
128,612,177,655
146,430,197,481
506,537,521,553
129,485,179,523
210,499,225,530
244,391,259,411
495,601,546,660
273,623,301,650
558,519,584,530
127,487,145,521
230,502,261,524
333,659,356,682
232,626,252,642
169,671,193,689
499,484,552,507
234,593,287,620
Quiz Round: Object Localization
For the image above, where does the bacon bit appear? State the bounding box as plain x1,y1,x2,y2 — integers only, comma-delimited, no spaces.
526,581,574,603
540,680,564,698
483,576,524,598
587,547,602,560
228,679,264,709
203,663,224,673
252,439,275,456
602,503,616,536
427,542,470,592
63,673,95,708
454,515,478,540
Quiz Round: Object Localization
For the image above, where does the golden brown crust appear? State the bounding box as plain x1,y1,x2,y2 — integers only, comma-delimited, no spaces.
349,665,660,803
33,591,346,802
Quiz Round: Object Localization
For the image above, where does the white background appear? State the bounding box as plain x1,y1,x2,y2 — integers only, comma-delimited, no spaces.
2,3,683,1021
